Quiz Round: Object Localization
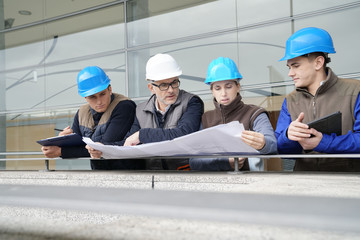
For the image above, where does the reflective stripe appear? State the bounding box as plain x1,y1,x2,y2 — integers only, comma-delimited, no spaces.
177,164,190,171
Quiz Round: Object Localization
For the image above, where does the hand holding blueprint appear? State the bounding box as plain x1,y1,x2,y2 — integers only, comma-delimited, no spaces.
82,121,259,159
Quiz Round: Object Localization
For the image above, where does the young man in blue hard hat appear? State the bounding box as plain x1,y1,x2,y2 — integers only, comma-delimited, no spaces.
86,54,204,170
190,57,277,171
275,27,360,171
41,66,143,170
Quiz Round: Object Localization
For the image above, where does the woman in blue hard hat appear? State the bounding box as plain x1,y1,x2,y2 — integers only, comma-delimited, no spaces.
190,57,277,171
41,66,143,170
275,27,360,171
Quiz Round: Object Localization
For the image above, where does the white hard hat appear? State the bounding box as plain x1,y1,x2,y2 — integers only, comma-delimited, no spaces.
146,53,182,81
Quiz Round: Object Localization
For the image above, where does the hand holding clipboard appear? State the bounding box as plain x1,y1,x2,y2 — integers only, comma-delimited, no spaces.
37,133,85,147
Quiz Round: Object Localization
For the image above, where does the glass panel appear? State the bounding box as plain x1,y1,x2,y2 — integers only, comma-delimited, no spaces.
6,67,46,111
127,50,150,99
2,25,45,65
127,0,237,46
242,85,286,111
4,108,91,170
3,7,125,111
237,23,294,102
4,4,124,51
3,43,126,112
44,53,126,108
293,6,360,80
3,0,117,28
5,109,53,170
1,25,46,111
44,4,125,55
236,0,290,26
1,2,126,171
0,112,5,169
293,0,359,15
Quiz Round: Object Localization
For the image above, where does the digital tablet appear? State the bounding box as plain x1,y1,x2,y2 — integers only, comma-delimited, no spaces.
307,111,342,136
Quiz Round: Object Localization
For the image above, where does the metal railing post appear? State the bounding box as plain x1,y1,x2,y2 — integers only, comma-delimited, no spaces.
234,157,239,172
45,159,50,171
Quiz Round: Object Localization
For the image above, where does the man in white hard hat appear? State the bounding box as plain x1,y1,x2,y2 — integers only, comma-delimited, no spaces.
87,54,204,170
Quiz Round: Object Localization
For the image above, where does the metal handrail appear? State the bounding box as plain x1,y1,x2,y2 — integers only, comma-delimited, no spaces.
1,152,360,158
0,153,359,172
0,152,43,155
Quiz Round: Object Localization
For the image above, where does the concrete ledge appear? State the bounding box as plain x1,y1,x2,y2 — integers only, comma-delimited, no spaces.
1,206,359,240
1,171,360,239
0,171,360,198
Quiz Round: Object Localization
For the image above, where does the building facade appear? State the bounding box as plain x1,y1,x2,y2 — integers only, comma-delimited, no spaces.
1,0,359,170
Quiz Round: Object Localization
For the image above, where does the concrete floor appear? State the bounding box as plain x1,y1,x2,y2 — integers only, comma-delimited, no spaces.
0,170,360,239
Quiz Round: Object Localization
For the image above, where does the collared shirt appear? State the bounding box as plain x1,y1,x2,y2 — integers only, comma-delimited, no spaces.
155,98,172,116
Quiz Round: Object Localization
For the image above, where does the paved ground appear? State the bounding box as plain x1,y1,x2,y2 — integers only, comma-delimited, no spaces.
0,170,359,239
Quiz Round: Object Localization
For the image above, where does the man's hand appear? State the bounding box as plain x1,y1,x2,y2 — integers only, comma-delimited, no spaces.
58,126,73,136
241,130,265,150
287,112,311,141
85,144,103,159
229,157,245,170
287,112,323,150
298,128,323,150
124,131,140,146
41,146,61,158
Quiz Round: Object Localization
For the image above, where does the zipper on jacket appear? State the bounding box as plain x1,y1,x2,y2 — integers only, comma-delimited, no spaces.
220,106,226,124
312,97,316,118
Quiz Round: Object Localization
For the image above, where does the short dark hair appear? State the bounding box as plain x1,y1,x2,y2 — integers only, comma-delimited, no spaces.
303,52,330,69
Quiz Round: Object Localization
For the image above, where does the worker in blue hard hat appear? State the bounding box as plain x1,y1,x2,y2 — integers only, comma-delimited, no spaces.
275,27,360,171
42,66,143,170
190,57,277,171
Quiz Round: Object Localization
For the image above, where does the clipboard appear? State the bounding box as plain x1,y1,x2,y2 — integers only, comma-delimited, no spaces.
307,111,342,136
37,133,85,147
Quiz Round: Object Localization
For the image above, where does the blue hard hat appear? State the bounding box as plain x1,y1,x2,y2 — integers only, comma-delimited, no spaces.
205,57,243,85
77,66,110,97
280,27,336,61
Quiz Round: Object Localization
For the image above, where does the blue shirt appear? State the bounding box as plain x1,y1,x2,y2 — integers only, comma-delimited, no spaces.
275,93,360,154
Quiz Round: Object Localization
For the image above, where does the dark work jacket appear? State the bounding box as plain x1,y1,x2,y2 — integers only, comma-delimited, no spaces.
202,94,267,170
61,93,141,170
285,68,360,171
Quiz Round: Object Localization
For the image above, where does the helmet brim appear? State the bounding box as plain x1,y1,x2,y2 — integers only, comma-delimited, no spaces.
79,82,110,97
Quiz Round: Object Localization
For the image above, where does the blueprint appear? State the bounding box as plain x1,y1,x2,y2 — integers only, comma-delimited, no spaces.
82,121,259,159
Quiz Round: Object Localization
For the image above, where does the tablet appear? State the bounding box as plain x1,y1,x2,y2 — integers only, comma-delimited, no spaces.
307,111,342,136
37,133,85,147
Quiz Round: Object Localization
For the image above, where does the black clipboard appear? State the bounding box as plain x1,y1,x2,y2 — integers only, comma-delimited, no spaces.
37,133,85,147
307,111,342,136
